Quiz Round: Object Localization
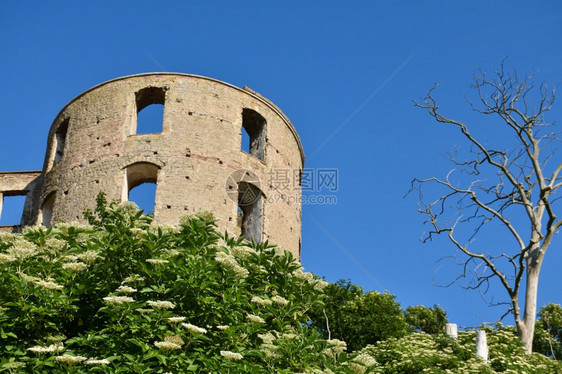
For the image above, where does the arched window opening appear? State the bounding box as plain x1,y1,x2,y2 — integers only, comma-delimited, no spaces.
134,87,166,134
129,182,157,216
241,109,266,161
0,194,26,226
40,192,56,227
237,182,263,242
122,162,159,215
54,119,69,165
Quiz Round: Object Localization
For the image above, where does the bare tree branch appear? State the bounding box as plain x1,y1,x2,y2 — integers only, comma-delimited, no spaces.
409,63,561,353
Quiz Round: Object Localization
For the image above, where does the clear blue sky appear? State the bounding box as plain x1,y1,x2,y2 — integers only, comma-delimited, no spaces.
1,1,561,329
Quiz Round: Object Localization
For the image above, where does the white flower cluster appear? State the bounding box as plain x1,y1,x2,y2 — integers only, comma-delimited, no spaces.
154,335,184,351
1,362,26,370
6,239,37,260
0,254,16,264
246,314,266,324
121,274,145,284
313,279,329,290
149,223,181,235
85,358,110,365
323,339,347,357
182,323,207,334
27,342,64,353
36,279,64,290
214,251,248,278
272,295,289,306
231,246,257,259
103,296,135,305
147,300,175,309
220,350,243,360
146,258,169,265
216,325,229,330
62,262,88,272
55,354,87,365
129,228,146,237
346,353,377,374
76,250,101,264
115,285,137,293
292,268,315,282
154,341,182,350
54,222,92,235
45,237,67,252
167,316,186,323
251,296,272,306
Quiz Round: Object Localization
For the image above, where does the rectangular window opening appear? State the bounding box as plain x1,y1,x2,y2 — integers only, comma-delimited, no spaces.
241,109,266,161
54,119,69,165
0,194,26,226
135,87,166,134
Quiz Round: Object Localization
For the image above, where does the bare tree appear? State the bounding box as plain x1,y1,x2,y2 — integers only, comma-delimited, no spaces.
411,63,561,353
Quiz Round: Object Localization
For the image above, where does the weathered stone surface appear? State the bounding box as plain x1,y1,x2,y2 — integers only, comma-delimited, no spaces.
1,74,304,259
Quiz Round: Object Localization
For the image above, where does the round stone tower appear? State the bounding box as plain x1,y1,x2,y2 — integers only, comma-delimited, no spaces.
28,73,304,259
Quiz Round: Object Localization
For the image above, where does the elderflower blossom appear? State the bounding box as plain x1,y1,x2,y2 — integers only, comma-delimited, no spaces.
155,341,182,350
44,237,66,251
129,228,145,237
36,280,64,290
349,353,377,372
76,250,101,264
231,246,257,259
246,314,266,324
55,355,87,365
62,262,88,272
85,358,110,365
27,342,64,353
251,296,272,306
146,258,169,265
217,325,229,330
0,254,16,264
168,316,186,323
103,296,135,305
18,272,40,283
7,239,37,259
272,295,289,306
258,332,277,345
182,323,207,334
121,274,145,284
220,350,243,360
115,285,137,293
214,251,249,278
314,279,329,290
324,339,347,356
147,300,175,309
292,268,314,282
2,362,26,370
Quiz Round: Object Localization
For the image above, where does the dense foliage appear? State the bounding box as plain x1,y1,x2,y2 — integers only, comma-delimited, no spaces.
534,303,562,360
0,194,560,373
405,305,448,335
309,280,409,351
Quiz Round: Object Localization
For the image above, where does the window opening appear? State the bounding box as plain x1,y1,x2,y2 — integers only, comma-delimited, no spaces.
0,194,26,225
135,87,165,134
238,182,263,242
241,109,266,160
129,182,156,216
41,192,56,227
54,119,69,165
123,162,159,215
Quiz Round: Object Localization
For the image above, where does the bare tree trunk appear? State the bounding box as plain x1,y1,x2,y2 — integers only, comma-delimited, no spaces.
517,265,540,354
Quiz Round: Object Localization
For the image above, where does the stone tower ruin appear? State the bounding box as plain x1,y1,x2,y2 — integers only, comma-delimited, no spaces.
0,73,304,259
